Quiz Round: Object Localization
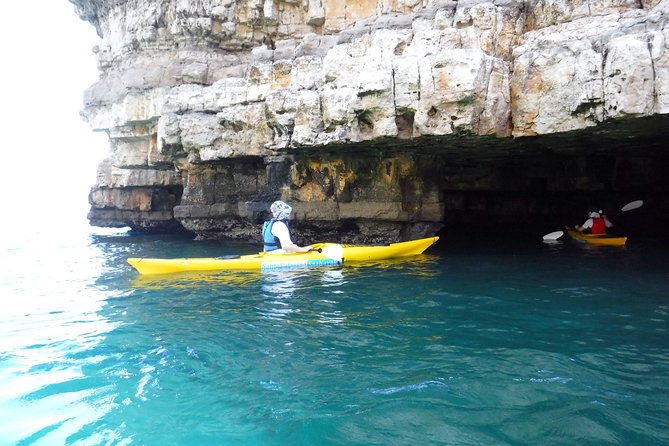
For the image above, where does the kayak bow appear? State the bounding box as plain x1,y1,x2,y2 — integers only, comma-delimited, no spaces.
312,236,439,262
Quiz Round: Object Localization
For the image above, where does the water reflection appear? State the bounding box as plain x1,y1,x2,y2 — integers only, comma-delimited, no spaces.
343,254,440,276
321,269,345,287
256,268,351,326
259,270,299,320
261,270,303,296
131,270,261,290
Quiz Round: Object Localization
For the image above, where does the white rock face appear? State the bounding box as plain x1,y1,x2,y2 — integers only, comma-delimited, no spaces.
72,0,669,165
69,0,669,234
510,2,669,136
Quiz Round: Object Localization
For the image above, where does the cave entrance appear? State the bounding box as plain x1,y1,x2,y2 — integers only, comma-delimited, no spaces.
429,151,669,243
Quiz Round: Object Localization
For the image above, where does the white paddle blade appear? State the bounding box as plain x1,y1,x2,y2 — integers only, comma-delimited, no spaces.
321,244,343,263
621,200,643,212
542,231,564,241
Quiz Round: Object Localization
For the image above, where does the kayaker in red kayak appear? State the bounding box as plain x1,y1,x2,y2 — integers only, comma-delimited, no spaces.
262,200,313,253
575,210,613,234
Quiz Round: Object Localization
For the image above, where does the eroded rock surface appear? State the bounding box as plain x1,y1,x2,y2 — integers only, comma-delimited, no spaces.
71,0,669,242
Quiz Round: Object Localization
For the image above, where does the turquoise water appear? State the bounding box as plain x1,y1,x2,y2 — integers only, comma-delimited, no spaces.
1,222,668,445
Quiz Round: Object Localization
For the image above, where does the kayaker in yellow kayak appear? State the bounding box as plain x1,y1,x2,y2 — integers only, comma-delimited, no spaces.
262,200,313,253
574,210,613,234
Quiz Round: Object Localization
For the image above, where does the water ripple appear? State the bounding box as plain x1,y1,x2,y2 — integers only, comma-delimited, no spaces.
2,231,669,444
369,379,448,395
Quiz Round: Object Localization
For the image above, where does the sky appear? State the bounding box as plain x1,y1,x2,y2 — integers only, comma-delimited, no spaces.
0,1,108,231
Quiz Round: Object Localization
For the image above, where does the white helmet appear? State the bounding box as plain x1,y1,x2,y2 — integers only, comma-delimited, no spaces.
270,200,292,220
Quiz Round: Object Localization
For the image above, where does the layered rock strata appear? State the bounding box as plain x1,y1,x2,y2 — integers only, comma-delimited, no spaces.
71,0,669,243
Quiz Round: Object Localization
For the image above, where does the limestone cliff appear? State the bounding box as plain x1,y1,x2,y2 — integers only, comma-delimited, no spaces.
71,0,669,243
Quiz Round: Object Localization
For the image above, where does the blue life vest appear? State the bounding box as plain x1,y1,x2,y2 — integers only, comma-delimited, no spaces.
262,219,290,252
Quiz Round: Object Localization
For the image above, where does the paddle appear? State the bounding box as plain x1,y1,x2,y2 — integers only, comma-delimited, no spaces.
542,231,564,241
620,199,643,212
542,199,643,241
314,244,343,263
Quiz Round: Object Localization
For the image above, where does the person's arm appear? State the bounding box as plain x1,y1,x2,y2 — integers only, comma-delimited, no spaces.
604,215,613,228
577,218,593,232
271,221,312,253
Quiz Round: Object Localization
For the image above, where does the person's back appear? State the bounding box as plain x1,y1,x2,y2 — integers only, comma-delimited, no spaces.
577,210,612,234
591,216,607,234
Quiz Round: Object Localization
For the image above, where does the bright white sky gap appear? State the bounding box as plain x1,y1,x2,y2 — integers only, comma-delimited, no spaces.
0,1,108,232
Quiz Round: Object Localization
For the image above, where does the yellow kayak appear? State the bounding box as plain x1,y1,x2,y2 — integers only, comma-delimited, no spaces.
567,230,627,246
128,236,439,275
